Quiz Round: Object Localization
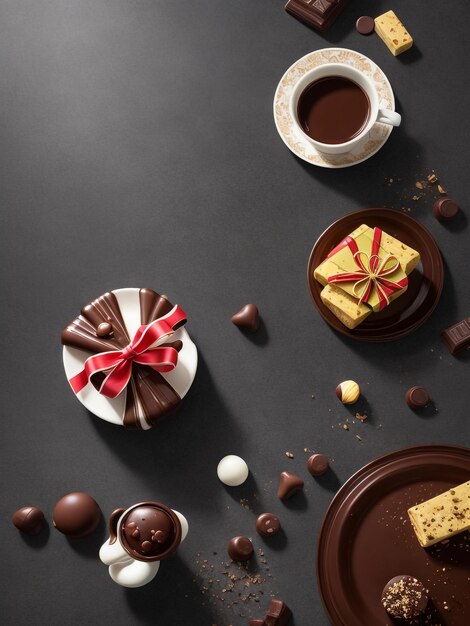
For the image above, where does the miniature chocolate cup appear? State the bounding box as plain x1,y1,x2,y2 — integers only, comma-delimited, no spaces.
119,501,182,562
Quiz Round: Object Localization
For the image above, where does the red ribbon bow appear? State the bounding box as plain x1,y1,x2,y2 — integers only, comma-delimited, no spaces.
327,227,407,310
69,305,187,399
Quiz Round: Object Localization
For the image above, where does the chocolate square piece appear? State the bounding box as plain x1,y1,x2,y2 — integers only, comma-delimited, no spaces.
284,0,350,32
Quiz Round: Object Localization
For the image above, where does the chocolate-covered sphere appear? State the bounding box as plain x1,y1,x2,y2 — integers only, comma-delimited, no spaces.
256,513,281,537
227,536,254,561
12,506,45,535
381,575,428,620
53,492,101,537
120,502,182,561
96,322,113,337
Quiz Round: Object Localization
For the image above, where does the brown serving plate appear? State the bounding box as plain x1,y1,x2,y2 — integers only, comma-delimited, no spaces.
307,208,444,341
316,444,470,626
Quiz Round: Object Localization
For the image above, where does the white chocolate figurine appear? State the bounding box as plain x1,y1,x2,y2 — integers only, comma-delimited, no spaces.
99,501,188,588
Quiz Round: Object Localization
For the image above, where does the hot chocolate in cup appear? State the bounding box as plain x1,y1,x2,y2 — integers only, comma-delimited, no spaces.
289,63,401,155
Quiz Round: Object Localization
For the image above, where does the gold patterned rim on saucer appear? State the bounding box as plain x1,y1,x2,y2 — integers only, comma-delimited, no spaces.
273,48,395,169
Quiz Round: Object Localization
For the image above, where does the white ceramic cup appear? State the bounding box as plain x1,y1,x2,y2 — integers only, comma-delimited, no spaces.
289,63,401,155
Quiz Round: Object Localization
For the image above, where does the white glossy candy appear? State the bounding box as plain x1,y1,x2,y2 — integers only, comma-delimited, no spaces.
217,455,249,487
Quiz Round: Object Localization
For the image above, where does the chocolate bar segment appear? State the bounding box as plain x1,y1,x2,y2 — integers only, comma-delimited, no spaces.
284,0,350,33
442,317,470,355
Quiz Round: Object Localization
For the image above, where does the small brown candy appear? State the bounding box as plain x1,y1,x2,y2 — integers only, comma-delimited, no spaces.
277,471,304,501
12,506,45,535
256,512,281,537
433,197,459,221
265,599,293,625
96,322,113,337
307,453,329,477
356,16,375,35
405,386,430,410
227,535,254,561
141,540,153,553
231,304,260,332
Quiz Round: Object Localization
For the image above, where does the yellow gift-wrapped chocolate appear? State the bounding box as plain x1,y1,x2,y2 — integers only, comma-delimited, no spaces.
314,225,420,329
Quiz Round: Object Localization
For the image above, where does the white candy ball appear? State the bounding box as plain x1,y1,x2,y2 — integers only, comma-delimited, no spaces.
217,455,249,487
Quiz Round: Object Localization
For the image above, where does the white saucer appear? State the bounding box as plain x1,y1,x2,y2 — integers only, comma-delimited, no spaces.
273,48,396,169
62,288,198,428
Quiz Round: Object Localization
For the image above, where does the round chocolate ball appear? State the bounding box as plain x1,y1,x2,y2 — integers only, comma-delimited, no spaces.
433,197,459,221
217,455,249,487
256,513,281,537
405,386,430,410
12,506,45,535
53,492,101,537
96,322,113,337
381,575,428,620
307,453,329,477
120,502,182,561
227,535,254,561
356,16,375,35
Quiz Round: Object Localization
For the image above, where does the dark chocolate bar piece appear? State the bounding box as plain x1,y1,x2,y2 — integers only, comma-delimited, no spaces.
264,599,292,626
284,0,349,32
442,318,470,355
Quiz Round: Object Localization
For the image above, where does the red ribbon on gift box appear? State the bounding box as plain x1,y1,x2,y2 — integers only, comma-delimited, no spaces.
69,305,187,399
327,227,408,310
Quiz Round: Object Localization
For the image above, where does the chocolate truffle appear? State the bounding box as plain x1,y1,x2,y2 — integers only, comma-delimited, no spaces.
277,471,304,501
227,535,254,561
217,455,249,487
356,16,375,35
381,575,428,620
231,304,260,332
307,453,329,477
405,386,430,410
336,380,360,404
120,502,182,561
433,197,459,221
53,492,101,537
12,506,45,535
256,512,281,537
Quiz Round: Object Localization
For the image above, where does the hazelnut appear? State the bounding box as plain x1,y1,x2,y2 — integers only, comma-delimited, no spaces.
336,380,361,405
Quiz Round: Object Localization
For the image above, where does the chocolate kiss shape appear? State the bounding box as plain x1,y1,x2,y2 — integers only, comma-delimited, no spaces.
231,304,260,332
277,471,304,501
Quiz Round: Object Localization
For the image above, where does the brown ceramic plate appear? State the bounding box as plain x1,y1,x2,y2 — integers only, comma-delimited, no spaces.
307,209,444,341
316,445,470,626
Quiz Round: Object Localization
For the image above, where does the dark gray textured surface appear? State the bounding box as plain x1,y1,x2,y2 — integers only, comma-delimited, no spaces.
1,1,469,625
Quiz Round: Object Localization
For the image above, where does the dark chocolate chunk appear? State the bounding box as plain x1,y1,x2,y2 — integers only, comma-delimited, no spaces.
381,575,428,620
256,513,281,537
285,0,349,33
96,321,113,337
120,503,181,561
405,386,430,410
53,492,101,537
277,471,304,501
307,453,329,477
433,197,459,221
227,535,254,561
442,317,470,354
12,506,45,535
231,304,260,332
355,15,375,35
265,599,293,626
